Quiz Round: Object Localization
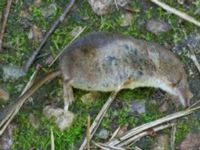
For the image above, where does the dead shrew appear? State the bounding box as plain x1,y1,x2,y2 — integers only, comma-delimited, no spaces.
0,32,192,131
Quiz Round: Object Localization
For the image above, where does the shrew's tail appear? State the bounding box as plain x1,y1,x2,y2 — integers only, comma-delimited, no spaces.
0,70,62,135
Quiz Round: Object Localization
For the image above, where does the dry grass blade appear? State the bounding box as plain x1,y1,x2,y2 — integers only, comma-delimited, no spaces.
150,0,200,27
109,127,121,141
49,26,86,67
79,90,119,150
93,142,125,150
134,146,143,150
189,47,200,73
0,0,13,51
24,0,76,72
0,69,39,135
51,128,55,150
116,123,173,147
87,114,91,150
107,106,200,146
170,123,176,150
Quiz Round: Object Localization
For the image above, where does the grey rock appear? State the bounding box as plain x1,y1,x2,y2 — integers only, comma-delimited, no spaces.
96,128,109,139
180,132,200,150
3,65,26,81
41,3,57,18
151,134,169,150
0,124,15,150
146,19,171,35
131,100,145,114
88,0,113,15
87,0,129,15
120,12,134,27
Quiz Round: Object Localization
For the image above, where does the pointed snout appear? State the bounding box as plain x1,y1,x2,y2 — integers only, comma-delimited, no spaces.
176,88,193,107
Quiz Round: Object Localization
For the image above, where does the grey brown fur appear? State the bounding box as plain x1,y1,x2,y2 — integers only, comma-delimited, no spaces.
61,32,192,107
0,32,192,132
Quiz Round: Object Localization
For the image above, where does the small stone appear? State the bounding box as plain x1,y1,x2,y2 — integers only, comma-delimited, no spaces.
3,65,26,81
131,100,145,114
43,105,74,130
120,12,134,27
0,124,15,150
151,134,169,150
0,88,9,102
81,92,99,104
88,0,113,15
41,3,57,18
116,0,129,7
28,113,40,129
177,0,184,4
34,0,41,6
180,132,200,150
19,10,29,18
96,128,109,140
146,19,171,35
87,0,129,15
28,25,43,42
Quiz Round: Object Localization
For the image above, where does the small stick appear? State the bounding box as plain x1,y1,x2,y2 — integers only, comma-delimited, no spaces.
0,69,39,135
107,105,200,146
79,90,120,150
51,128,55,150
93,142,125,150
117,123,173,147
150,0,200,27
189,47,200,73
109,127,121,141
189,100,200,109
21,68,39,95
87,114,91,150
49,26,86,67
0,0,13,51
92,142,110,150
134,146,143,150
24,0,76,72
114,0,119,10
170,123,176,150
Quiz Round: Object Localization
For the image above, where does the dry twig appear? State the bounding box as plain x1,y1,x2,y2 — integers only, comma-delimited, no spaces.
0,68,39,135
113,123,173,147
0,0,13,51
87,114,91,150
93,142,125,150
109,127,121,141
107,106,200,146
150,0,200,27
170,123,176,150
79,90,120,150
24,0,76,72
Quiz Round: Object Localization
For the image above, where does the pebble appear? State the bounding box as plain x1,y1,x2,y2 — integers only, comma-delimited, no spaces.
131,100,146,114
3,65,26,81
146,19,171,35
96,128,109,140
